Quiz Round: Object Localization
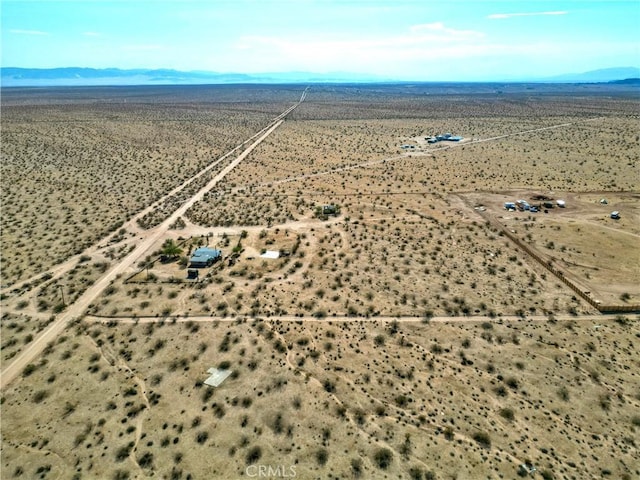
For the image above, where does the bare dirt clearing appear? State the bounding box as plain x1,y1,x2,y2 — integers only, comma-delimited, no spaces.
460,190,640,306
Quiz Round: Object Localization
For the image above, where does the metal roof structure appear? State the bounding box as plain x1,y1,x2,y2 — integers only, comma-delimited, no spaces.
189,247,222,266
204,367,232,387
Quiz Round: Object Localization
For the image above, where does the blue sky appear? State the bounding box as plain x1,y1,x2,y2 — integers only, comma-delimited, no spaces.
2,0,639,80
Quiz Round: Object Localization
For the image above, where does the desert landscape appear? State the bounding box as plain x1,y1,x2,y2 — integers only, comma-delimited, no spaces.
1,83,639,479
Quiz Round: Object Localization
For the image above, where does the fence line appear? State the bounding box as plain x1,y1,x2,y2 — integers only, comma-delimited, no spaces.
474,205,639,314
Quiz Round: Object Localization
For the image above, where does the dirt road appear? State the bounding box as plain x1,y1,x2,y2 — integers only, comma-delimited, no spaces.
84,312,614,325
0,96,304,390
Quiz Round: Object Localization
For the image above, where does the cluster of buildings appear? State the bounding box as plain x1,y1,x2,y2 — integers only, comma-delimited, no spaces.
400,133,464,149
504,199,565,213
427,133,463,144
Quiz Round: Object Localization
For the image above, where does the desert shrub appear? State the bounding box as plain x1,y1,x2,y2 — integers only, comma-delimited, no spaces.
409,467,427,480
499,408,515,421
112,470,130,480
323,379,336,393
599,394,611,411
196,431,209,445
246,446,262,465
115,443,133,462
505,377,519,390
201,388,213,403
443,426,454,440
373,448,393,469
351,458,363,477
472,431,491,449
316,449,329,466
138,451,153,469
494,385,508,397
32,390,49,403
354,408,366,425
558,387,570,401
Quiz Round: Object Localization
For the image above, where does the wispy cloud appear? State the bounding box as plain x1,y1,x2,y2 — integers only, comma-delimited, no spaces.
83,31,101,37
237,22,484,55
233,23,487,74
409,22,483,40
488,11,568,20
121,44,164,51
9,29,49,36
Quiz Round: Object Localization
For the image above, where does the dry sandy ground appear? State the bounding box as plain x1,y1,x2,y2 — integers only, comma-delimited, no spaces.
459,191,640,306
1,84,639,480
0,86,297,287
1,316,638,479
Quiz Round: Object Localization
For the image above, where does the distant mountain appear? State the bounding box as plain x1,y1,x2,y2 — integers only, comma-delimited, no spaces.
543,66,640,83
608,77,640,85
2,66,639,86
0,67,387,86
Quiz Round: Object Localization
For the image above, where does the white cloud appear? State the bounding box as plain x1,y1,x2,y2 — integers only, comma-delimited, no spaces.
234,22,485,68
409,22,484,40
121,44,164,51
9,29,49,36
488,11,568,20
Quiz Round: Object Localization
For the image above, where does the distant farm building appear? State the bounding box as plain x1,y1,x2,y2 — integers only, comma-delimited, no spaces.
436,133,463,141
428,133,463,143
504,202,516,211
610,211,620,219
189,247,222,267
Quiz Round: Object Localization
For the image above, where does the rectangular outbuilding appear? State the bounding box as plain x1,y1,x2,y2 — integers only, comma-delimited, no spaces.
204,368,232,387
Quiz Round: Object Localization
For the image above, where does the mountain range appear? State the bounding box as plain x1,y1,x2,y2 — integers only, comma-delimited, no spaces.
1,66,638,87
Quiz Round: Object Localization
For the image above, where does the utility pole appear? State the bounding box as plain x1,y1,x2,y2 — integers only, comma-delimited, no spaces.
59,285,66,306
